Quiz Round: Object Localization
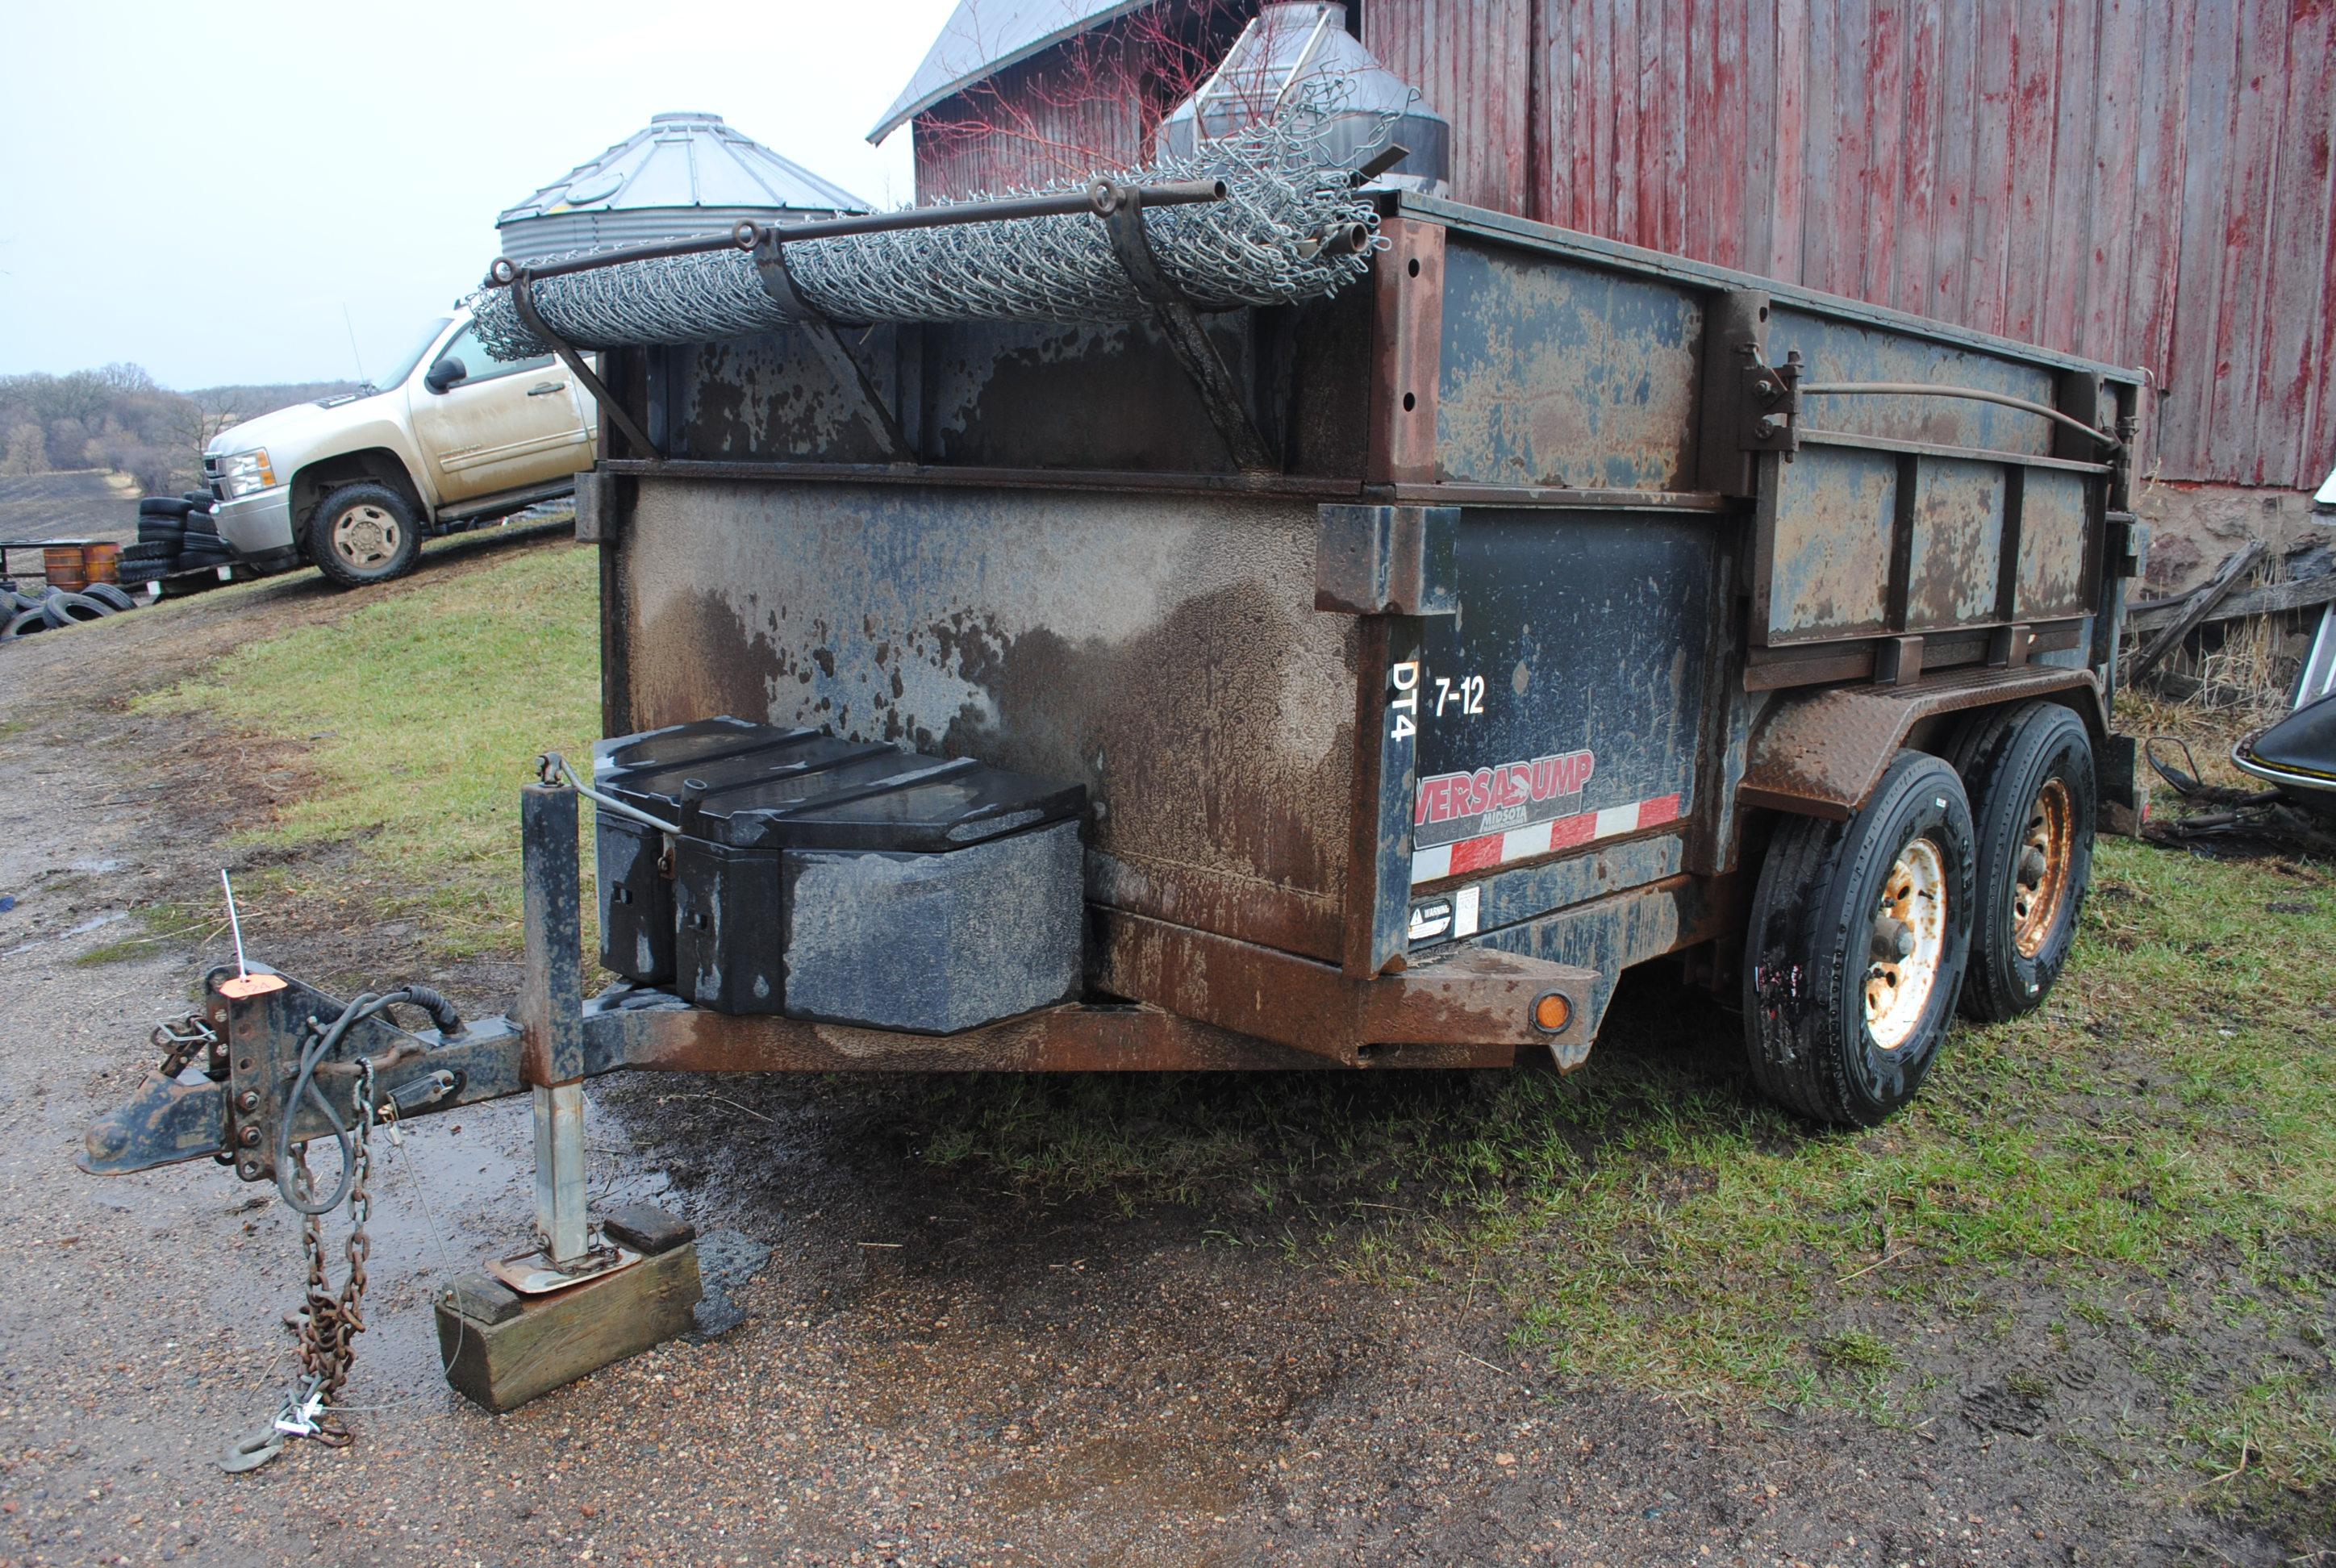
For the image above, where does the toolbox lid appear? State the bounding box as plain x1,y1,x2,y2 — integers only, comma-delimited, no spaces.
592,716,814,781
683,751,1087,853
603,732,892,814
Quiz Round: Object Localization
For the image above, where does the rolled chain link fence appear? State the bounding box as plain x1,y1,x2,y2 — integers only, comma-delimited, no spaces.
469,111,1388,361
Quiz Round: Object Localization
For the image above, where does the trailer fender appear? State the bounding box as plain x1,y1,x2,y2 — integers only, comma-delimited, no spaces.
1738,666,2105,820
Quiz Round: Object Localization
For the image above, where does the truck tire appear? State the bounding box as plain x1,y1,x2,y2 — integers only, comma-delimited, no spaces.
40,590,115,628
307,483,420,588
138,497,193,518
1742,750,1976,1127
1947,702,2096,1023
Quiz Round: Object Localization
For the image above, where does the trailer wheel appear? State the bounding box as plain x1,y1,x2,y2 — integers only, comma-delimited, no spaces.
1742,750,1975,1127
307,483,420,588
1948,702,2096,1022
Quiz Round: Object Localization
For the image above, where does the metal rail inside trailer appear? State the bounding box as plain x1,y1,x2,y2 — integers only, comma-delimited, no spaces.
84,182,2145,1421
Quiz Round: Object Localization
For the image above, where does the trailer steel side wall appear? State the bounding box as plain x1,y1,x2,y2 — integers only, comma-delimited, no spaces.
591,191,2140,1065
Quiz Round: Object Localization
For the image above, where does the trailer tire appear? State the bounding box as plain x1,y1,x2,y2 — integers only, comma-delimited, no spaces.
1742,750,1975,1127
81,583,138,612
138,497,193,518
1948,702,2096,1023
307,483,420,588
1,607,45,640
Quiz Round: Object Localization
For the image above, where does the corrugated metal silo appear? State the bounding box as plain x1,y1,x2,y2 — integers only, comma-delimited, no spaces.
496,111,871,264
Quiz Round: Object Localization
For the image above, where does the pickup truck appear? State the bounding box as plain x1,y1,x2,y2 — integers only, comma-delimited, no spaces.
202,308,599,586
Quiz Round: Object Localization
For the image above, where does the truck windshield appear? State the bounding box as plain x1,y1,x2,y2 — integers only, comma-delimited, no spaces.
380,318,453,390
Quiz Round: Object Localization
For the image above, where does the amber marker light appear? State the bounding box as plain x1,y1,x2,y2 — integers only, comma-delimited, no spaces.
1532,992,1572,1035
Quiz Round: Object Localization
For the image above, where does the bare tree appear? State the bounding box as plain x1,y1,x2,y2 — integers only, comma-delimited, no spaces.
165,386,252,471
1,423,44,477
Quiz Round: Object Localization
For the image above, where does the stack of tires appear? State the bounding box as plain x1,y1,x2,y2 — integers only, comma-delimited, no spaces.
125,491,235,586
0,580,142,640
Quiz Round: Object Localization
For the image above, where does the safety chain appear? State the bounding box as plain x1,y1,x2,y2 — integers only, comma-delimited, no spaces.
223,1056,378,1471
287,1056,375,1445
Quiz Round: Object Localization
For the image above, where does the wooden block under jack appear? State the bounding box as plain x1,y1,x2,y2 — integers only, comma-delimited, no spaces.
436,1219,702,1414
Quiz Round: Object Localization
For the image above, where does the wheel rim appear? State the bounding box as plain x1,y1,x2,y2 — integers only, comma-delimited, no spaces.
332,504,400,569
2011,777,2075,959
1864,836,1949,1051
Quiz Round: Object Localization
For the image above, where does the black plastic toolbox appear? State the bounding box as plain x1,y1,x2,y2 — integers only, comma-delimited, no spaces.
592,717,1087,1032
591,722,879,985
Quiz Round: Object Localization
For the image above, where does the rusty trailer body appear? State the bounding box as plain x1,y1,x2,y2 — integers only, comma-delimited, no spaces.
79,189,2146,1422
85,187,2143,1198
577,189,2139,1077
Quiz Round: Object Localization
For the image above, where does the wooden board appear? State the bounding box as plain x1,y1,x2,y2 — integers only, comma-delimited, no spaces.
436,1243,702,1415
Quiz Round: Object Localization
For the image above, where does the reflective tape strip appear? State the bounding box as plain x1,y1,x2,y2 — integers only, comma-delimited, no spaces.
1411,791,1685,886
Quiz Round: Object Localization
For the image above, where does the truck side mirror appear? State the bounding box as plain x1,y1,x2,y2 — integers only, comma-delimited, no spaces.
425,357,468,393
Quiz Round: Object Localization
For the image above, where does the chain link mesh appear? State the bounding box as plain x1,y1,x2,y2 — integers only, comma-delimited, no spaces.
469,110,1387,361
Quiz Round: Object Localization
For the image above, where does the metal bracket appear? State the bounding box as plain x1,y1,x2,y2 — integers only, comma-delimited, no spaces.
508,274,662,461
1098,180,1278,474
1315,504,1458,615
752,238,914,462
1738,347,1802,455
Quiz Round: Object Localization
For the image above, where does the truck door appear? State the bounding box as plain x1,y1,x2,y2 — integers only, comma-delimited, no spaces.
407,322,592,506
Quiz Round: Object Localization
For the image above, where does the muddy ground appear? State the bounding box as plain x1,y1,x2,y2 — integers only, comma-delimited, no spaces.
0,532,2311,1566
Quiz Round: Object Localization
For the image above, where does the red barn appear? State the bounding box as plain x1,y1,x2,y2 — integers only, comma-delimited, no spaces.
874,0,2336,590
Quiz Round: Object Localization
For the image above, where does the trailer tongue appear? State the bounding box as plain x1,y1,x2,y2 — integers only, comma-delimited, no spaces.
81,166,2143,1428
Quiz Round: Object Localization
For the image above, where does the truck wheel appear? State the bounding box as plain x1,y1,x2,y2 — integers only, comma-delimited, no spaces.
307,483,420,588
1948,702,2096,1023
1742,751,1975,1127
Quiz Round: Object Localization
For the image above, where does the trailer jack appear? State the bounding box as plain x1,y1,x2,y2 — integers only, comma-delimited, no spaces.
84,778,714,1425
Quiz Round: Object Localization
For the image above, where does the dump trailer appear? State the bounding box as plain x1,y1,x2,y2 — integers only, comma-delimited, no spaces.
83,177,2144,1417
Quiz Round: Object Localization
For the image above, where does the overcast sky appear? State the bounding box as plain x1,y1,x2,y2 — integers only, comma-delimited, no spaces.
0,0,960,389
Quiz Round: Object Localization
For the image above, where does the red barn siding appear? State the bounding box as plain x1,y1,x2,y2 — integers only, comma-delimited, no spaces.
913,44,1149,198
911,0,2336,488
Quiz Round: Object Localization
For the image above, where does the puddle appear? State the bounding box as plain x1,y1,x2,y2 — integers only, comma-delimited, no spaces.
2,909,127,958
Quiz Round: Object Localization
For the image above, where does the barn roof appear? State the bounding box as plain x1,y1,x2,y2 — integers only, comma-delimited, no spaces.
869,0,1155,144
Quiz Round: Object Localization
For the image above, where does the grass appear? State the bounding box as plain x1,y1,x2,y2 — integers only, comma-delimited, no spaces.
133,536,2336,1534
136,541,602,958
73,899,214,966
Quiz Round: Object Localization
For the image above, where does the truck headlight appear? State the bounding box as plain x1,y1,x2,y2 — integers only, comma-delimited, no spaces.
216,448,275,498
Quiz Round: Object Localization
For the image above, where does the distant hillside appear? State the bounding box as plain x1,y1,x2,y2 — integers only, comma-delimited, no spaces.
0,469,135,544
0,365,361,495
